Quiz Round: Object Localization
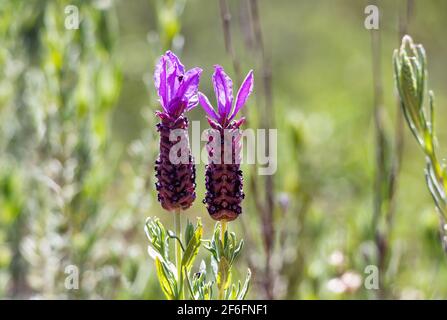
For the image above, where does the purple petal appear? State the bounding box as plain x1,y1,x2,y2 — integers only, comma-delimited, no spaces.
166,52,185,105
212,65,233,119
229,70,253,121
207,117,221,130
167,97,184,118
154,55,168,111
174,67,202,114
233,117,246,128
167,63,181,106
166,51,185,74
154,51,201,117
186,94,199,111
198,92,219,121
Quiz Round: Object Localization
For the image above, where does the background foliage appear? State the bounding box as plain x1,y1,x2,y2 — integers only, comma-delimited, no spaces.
1,0,447,299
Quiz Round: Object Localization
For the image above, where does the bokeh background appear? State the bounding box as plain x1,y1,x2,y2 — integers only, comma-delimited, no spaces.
1,0,447,299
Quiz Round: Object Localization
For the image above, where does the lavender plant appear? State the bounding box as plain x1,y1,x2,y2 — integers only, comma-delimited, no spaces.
199,65,253,300
145,217,203,300
393,35,447,252
202,223,251,300
199,65,253,222
146,57,252,300
124,0,189,298
154,51,201,212
148,51,202,300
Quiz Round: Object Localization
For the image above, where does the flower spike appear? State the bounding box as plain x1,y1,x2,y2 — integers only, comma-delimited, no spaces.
153,51,202,211
199,66,254,221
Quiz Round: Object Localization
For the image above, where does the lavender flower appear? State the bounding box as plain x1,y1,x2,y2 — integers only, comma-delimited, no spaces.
198,65,254,221
154,51,202,211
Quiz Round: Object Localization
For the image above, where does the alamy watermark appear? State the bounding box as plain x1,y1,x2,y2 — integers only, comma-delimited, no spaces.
166,121,277,175
364,264,379,290
65,264,79,290
65,5,80,30
364,5,379,30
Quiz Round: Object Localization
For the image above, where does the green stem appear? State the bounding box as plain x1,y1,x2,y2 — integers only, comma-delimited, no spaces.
174,209,183,299
425,134,447,199
221,220,227,244
429,153,445,191
218,220,227,300
185,271,196,300
425,141,447,253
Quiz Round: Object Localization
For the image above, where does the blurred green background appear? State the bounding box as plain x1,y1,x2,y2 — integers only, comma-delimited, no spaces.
1,0,447,299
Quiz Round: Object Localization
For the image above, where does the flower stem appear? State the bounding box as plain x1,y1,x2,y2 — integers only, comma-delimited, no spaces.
221,220,227,244
218,220,227,300
174,209,183,299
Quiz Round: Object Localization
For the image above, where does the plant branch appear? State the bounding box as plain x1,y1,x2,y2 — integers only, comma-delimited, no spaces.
174,209,184,299
218,0,241,85
248,0,275,299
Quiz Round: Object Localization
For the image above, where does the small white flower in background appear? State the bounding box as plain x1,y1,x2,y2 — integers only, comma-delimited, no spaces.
327,270,362,294
328,250,345,267
327,278,346,294
341,271,362,293
278,193,290,212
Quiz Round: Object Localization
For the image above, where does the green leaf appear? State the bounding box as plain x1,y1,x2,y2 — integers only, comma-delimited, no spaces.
199,260,207,274
231,239,244,265
229,283,238,300
167,230,185,252
184,219,194,246
181,221,202,272
237,269,252,300
214,225,222,258
217,256,231,290
203,283,213,300
155,257,176,300
210,256,218,279
145,217,169,259
428,90,435,137
148,245,162,261
415,44,427,108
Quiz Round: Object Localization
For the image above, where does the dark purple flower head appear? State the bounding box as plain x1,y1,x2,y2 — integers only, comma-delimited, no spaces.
198,65,254,129
199,66,253,222
154,51,202,120
153,51,200,212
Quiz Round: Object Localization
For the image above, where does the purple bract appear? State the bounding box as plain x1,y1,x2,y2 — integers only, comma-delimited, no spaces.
198,65,253,129
154,51,202,119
